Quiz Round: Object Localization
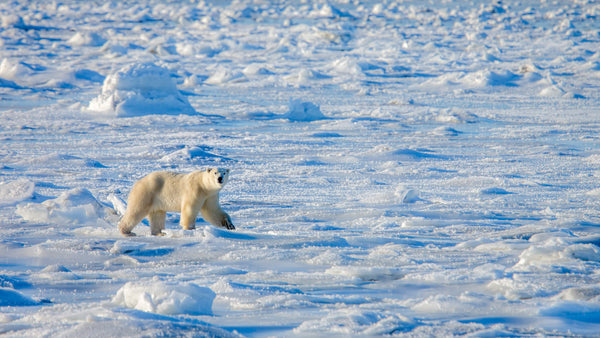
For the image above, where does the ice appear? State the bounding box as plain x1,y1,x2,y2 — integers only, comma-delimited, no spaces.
294,309,414,335
0,179,34,206
0,58,34,81
37,265,80,281
112,279,215,316
540,301,600,324
67,32,106,47
0,288,39,306
395,187,421,204
205,66,246,85
159,145,230,166
0,15,26,29
87,63,196,117
283,99,326,122
15,188,117,226
2,0,600,336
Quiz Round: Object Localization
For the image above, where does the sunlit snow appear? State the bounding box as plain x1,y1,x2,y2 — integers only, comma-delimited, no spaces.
2,0,600,336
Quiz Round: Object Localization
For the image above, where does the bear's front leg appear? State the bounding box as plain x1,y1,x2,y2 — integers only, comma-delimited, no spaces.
221,214,235,230
201,195,235,230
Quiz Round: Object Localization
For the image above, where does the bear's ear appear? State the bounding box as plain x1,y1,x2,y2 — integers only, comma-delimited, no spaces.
206,168,211,173
225,169,230,174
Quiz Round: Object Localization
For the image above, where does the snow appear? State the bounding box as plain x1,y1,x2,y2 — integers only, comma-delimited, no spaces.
15,188,118,226
112,278,215,316
2,0,600,336
283,99,326,122
0,288,39,307
87,63,196,117
0,179,34,207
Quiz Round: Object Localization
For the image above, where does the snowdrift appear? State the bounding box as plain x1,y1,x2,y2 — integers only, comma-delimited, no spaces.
284,99,327,122
0,288,39,306
113,279,215,316
87,63,196,117
16,188,117,226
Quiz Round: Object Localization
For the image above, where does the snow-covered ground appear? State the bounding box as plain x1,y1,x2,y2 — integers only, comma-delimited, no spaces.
2,0,600,336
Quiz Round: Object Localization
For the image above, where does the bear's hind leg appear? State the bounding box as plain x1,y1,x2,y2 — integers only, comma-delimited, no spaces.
149,211,167,236
118,206,149,236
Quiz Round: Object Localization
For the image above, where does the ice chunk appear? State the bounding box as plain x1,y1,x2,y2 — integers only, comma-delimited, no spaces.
37,265,80,280
0,288,39,306
326,266,404,281
109,241,148,255
16,188,114,226
480,187,512,195
1,15,26,29
461,69,520,87
331,56,363,76
0,58,36,80
112,279,215,315
556,286,600,301
0,179,34,206
395,187,421,203
87,63,196,117
283,99,326,122
294,308,414,335
205,66,245,85
513,238,600,272
159,146,229,165
67,32,106,47
107,193,127,216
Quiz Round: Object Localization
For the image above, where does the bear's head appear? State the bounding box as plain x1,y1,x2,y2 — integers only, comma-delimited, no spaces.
205,167,230,189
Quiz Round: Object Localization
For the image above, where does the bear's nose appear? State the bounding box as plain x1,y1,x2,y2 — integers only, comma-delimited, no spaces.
218,176,223,184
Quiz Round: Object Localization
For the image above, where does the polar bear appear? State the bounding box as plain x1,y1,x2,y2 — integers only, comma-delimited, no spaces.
118,168,234,236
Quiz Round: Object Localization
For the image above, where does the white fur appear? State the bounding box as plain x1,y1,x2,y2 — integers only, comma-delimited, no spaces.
118,168,234,236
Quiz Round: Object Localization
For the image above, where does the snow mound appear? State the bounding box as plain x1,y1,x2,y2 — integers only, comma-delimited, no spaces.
390,148,442,161
109,240,148,255
1,15,26,29
67,32,106,47
0,287,39,306
205,66,245,85
395,187,422,203
513,240,600,272
57,312,236,338
0,179,34,206
480,187,512,195
87,63,196,117
112,279,215,316
556,286,600,301
37,265,80,281
294,308,414,335
462,69,520,87
16,188,116,226
0,58,36,81
326,266,404,281
159,146,230,165
540,301,600,324
331,57,363,77
283,99,326,122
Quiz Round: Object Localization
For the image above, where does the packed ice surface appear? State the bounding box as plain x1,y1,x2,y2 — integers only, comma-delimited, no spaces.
2,0,600,336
